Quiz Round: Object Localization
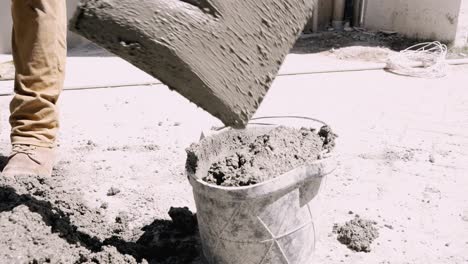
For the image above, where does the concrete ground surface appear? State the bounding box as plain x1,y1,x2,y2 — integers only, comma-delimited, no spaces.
0,47,468,263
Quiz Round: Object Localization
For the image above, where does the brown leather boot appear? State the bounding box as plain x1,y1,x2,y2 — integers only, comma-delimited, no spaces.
2,144,56,177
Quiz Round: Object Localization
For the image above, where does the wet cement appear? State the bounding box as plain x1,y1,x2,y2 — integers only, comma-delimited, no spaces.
71,0,316,128
0,175,201,264
334,216,380,252
187,125,336,187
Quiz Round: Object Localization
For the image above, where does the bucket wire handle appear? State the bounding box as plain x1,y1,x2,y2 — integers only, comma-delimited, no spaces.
213,115,328,131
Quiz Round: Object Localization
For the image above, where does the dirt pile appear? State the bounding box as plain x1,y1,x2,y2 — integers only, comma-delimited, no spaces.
293,30,423,55
334,216,380,252
194,125,336,187
0,174,201,264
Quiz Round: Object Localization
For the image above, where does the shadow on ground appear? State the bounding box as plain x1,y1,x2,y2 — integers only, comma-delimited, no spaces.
67,42,115,57
0,183,202,263
0,155,8,171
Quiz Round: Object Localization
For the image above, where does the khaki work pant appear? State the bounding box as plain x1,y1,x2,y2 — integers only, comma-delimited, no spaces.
10,0,67,148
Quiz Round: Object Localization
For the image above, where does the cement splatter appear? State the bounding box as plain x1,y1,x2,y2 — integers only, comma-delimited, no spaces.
107,187,121,196
334,216,380,252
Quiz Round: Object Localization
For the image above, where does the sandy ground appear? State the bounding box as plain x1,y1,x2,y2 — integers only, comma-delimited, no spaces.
0,42,468,263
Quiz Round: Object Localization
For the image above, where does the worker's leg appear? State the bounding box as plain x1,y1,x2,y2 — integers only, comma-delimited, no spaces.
2,0,67,176
10,0,67,147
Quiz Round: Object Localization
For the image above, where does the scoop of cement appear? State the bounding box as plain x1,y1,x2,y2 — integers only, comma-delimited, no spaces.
335,216,380,252
71,0,316,127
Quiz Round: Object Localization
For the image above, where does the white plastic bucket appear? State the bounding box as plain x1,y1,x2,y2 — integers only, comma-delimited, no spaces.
187,117,337,264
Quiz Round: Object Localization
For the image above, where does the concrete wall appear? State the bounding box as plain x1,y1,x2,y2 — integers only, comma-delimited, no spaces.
297,0,334,32
364,0,463,43
0,3,12,54
0,0,88,54
455,0,468,46
316,0,334,30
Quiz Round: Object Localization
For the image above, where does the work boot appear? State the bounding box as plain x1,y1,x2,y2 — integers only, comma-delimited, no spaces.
2,144,56,177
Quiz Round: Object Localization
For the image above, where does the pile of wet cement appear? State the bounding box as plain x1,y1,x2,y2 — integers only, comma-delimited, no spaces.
334,216,380,252
0,175,201,264
188,125,336,187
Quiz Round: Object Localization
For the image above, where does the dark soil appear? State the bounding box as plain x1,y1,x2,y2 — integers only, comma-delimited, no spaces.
334,215,380,252
192,125,336,187
292,30,427,54
293,29,467,60
0,174,201,264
